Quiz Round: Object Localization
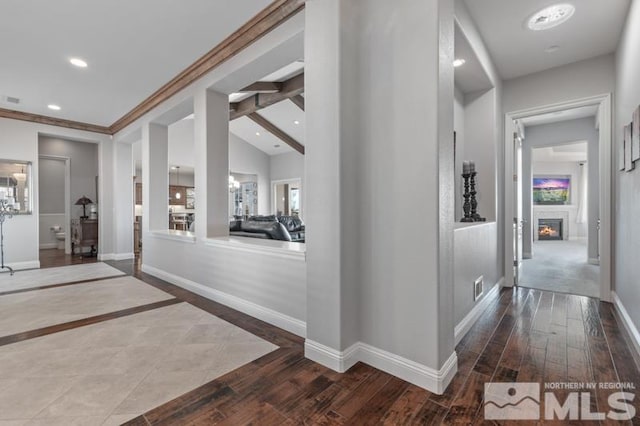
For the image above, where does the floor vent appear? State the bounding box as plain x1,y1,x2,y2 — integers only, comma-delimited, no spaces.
2,95,20,104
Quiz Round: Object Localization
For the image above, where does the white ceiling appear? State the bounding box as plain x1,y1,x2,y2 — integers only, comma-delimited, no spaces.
463,0,630,80
520,104,598,127
454,24,493,94
0,0,271,126
533,141,588,162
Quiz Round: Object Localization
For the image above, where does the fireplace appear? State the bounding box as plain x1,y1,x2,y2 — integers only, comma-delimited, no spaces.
538,218,563,241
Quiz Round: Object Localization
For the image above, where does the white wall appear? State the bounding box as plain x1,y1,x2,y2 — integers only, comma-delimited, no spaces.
166,119,272,216
451,0,504,341
503,54,616,114
230,133,271,215
38,157,66,249
454,86,465,218
614,0,640,336
522,118,600,259
305,0,457,392
39,136,99,220
454,222,499,325
270,151,304,182
0,117,112,268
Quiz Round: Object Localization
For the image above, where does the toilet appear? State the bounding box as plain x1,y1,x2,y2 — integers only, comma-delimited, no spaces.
51,225,65,250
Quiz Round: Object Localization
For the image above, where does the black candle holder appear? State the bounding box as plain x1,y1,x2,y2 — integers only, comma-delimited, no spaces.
460,173,474,222
470,172,486,222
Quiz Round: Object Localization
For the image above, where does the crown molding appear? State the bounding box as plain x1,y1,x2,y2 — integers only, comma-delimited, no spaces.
1,0,305,137
109,0,305,134
0,108,111,134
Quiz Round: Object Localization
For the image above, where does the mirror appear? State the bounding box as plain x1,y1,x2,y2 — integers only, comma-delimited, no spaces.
0,160,32,214
229,172,258,218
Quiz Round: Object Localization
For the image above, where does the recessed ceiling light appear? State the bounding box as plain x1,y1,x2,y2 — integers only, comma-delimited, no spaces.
453,59,466,68
527,4,575,31
545,45,561,53
256,132,261,136
274,144,281,148
69,58,88,68
47,104,61,111
293,120,300,125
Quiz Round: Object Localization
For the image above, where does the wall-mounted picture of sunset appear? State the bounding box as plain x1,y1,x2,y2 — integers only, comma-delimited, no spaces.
533,177,570,205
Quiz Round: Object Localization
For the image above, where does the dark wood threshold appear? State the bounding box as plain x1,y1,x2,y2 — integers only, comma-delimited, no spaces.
0,298,181,347
0,274,125,297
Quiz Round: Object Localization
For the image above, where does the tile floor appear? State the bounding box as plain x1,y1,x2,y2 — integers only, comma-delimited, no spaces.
519,239,600,298
0,277,277,425
0,277,173,337
0,263,124,293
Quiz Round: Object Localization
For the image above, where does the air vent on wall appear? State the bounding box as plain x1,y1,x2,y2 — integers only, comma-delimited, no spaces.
2,95,20,104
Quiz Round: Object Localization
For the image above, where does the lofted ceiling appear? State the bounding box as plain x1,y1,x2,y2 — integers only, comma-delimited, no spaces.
464,0,630,80
0,0,271,126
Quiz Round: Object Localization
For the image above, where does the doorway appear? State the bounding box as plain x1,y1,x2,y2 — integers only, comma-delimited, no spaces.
38,155,71,255
272,178,302,217
504,94,612,301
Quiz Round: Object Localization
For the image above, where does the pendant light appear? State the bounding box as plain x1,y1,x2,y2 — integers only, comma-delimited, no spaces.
175,166,181,199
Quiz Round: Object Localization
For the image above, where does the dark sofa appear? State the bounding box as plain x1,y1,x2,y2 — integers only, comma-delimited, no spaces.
229,215,305,242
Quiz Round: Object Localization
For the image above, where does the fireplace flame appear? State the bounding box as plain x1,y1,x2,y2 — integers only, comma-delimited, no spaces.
539,225,558,237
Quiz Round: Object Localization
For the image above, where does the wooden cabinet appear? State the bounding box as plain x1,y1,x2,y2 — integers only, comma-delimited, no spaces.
71,219,98,256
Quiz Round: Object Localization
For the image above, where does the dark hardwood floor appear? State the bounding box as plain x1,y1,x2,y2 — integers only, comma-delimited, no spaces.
33,254,640,424
38,247,98,269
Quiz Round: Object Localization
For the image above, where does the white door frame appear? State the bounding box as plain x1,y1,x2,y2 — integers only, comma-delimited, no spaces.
504,93,612,302
38,155,72,254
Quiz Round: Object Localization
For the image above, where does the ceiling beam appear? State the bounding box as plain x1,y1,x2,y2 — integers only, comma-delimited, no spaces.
247,112,304,155
239,82,283,93
230,73,303,120
109,0,305,135
290,95,305,111
0,108,111,134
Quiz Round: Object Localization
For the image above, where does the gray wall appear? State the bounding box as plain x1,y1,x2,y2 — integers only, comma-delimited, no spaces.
522,118,600,260
270,151,304,182
454,222,499,325
38,136,99,220
38,158,65,214
229,133,271,215
614,0,640,334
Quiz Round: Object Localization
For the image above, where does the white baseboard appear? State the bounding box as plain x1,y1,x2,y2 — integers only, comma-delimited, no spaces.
5,260,40,271
141,263,306,337
305,339,457,394
304,340,360,373
455,278,503,346
588,257,600,265
523,252,532,259
612,292,640,361
113,252,135,261
39,243,58,250
98,253,115,261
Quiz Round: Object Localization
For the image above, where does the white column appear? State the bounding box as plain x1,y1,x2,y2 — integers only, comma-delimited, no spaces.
194,89,229,239
142,123,168,232
304,0,457,393
113,142,133,257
